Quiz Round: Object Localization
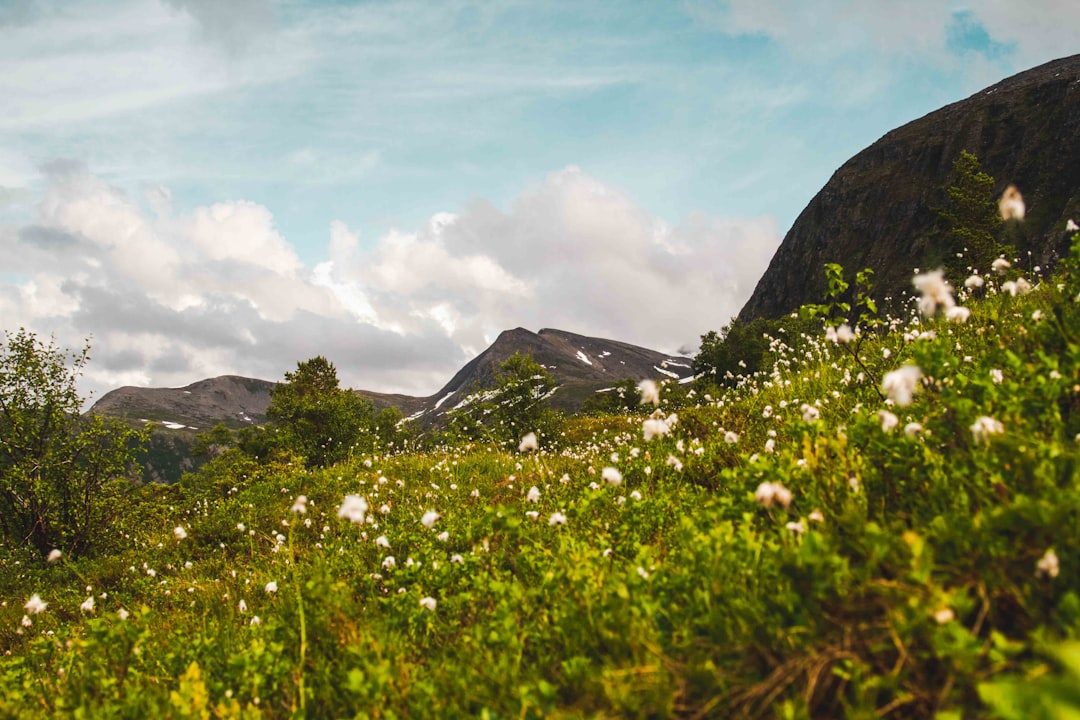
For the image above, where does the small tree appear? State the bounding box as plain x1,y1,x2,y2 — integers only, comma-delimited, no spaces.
937,151,1005,277
266,356,377,467
0,329,147,556
447,352,560,446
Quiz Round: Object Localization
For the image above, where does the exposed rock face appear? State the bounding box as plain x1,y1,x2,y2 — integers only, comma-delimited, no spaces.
739,54,1080,322
90,375,273,430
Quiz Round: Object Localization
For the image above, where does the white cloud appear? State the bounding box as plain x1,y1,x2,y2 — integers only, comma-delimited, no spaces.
324,165,779,360
2,164,778,399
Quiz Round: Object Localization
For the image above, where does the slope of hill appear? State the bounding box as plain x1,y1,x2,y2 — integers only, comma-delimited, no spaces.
739,53,1080,321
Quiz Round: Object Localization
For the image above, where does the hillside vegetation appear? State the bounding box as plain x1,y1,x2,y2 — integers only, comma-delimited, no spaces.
1,231,1079,718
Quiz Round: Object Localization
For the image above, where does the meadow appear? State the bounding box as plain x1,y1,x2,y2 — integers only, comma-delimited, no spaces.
1,236,1079,718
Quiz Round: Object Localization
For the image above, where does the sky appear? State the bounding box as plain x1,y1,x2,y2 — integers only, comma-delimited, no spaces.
2,0,1078,400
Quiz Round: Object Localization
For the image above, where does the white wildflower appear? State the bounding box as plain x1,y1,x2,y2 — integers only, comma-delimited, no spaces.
904,422,923,438
174,526,188,540
881,365,923,407
421,510,440,528
337,495,369,525
382,556,396,569
964,274,985,289
518,433,538,453
836,324,855,344
1036,549,1060,579
1067,219,1079,232
785,521,805,534
548,512,567,526
992,257,1011,274
946,306,971,324
24,595,47,614
998,185,1025,221
642,418,670,441
638,379,660,406
46,549,62,563
913,269,955,316
526,486,540,504
80,596,95,613
419,597,437,612
800,404,820,422
878,410,899,432
290,495,308,514
1002,278,1032,296
375,535,390,549
971,416,1005,445
724,431,739,444
264,581,278,594
602,467,622,486
934,608,955,624
990,368,1003,384
755,482,792,509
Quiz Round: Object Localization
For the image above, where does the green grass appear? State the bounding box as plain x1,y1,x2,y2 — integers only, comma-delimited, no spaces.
2,246,1079,718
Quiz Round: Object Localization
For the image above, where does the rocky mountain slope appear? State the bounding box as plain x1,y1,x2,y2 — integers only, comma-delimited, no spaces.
739,53,1080,322
90,328,693,434
402,327,694,425
91,375,274,431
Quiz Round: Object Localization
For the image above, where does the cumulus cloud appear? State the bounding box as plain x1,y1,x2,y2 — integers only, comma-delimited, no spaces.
2,163,778,400
325,165,778,363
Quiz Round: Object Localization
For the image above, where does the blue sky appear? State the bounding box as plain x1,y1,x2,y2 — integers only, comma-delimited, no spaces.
1,0,1078,397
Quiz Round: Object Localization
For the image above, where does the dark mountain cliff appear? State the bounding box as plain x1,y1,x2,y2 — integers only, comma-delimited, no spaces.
739,54,1080,322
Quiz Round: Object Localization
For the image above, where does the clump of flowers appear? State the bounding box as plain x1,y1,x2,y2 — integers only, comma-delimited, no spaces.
518,433,538,453
639,379,660,406
971,416,1005,445
881,365,923,407
913,270,955,316
755,482,792,509
999,185,1025,221
602,467,622,486
1036,549,1060,579
338,495,369,524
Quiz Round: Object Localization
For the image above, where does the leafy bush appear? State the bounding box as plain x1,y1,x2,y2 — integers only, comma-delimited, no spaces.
0,330,147,557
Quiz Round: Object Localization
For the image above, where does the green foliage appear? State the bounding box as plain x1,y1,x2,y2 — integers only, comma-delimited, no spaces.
3,233,1080,717
446,352,561,447
0,329,147,557
265,356,377,468
936,150,1008,278
694,315,811,389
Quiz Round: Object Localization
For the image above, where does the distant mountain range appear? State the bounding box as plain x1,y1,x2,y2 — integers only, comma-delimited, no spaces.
90,326,694,436
739,53,1080,322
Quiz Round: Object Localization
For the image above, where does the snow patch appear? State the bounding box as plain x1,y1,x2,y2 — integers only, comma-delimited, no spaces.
433,391,456,410
576,350,592,366
654,365,680,379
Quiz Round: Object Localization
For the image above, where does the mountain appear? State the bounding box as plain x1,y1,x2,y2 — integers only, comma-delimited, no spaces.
738,54,1080,322
90,327,693,445
91,375,274,431
400,327,694,425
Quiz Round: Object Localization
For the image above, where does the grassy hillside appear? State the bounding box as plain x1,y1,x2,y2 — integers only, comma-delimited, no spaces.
1,239,1079,718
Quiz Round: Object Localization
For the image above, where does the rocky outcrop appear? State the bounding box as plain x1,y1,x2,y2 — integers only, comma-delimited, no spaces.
739,54,1080,322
